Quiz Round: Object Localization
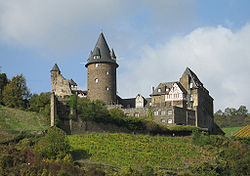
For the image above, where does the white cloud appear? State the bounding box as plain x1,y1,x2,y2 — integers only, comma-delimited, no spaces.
0,0,195,56
0,0,123,51
118,24,250,111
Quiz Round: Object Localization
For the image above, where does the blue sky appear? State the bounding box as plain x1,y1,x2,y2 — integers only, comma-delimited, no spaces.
0,0,250,111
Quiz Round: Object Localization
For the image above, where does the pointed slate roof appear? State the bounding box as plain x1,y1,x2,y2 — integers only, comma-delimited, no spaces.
51,64,60,73
85,33,118,67
150,81,187,96
182,67,203,88
69,79,77,86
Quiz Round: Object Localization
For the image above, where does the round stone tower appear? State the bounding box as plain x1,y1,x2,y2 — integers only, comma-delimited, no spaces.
85,33,119,105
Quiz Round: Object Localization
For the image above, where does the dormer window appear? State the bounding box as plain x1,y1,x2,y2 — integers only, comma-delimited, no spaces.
158,88,161,93
93,56,100,59
190,82,193,89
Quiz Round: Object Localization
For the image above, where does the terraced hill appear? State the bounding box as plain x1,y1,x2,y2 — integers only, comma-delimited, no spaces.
234,125,250,137
68,133,215,170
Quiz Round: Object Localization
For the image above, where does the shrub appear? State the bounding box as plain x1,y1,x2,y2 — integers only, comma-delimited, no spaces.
192,130,209,146
34,127,71,159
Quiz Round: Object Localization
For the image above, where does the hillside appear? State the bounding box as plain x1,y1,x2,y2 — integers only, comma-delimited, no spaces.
69,133,214,170
234,125,250,137
0,105,49,143
222,126,244,137
214,114,250,128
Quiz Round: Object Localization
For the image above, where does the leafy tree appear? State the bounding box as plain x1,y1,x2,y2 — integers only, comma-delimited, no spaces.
2,74,30,108
109,107,125,119
34,126,71,159
77,98,109,121
0,73,8,104
29,92,50,113
214,109,223,116
237,105,248,116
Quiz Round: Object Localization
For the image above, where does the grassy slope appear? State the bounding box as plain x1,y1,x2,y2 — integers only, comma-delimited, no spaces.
69,133,214,170
0,105,49,142
222,126,244,137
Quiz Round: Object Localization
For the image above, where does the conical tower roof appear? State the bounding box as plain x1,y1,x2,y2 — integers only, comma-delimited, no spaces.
182,67,203,88
51,64,60,73
85,33,118,67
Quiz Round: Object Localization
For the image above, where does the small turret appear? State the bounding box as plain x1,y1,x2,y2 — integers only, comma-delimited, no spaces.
51,63,61,74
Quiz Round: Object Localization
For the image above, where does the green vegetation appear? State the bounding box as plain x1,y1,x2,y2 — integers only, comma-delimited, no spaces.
234,125,250,137
0,105,49,143
28,92,51,119
2,74,30,109
214,106,250,128
191,131,250,176
34,127,71,159
222,126,243,137
69,133,212,169
0,73,7,104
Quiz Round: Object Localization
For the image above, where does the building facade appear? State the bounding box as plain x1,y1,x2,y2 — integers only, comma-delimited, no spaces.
50,33,222,133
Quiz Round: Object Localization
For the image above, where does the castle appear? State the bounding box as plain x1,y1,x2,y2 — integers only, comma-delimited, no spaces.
50,33,223,134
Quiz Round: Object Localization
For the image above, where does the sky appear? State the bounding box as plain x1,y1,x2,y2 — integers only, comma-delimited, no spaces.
0,0,250,111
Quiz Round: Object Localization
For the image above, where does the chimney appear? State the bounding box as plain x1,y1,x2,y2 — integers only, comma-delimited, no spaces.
152,86,155,92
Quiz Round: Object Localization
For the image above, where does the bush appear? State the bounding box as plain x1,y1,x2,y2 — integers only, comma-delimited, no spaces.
192,130,209,146
34,127,71,159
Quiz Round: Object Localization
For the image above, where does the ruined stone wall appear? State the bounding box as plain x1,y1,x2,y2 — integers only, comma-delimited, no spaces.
87,63,117,105
51,71,72,97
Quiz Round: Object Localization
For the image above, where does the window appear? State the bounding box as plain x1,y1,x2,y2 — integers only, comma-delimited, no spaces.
190,95,193,101
125,113,129,116
158,88,161,92
168,110,172,115
154,111,158,116
190,82,193,88
134,113,139,117
94,56,100,59
95,64,99,67
106,87,110,91
166,88,169,92
161,119,166,123
106,71,109,75
168,119,173,124
95,78,98,83
161,111,166,115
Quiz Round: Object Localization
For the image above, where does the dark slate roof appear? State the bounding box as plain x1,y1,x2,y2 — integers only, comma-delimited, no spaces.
182,67,203,88
51,64,60,72
69,79,77,86
117,95,135,108
85,33,118,67
150,81,187,96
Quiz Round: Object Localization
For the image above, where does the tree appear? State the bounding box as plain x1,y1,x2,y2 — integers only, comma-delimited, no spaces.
34,126,71,159
77,98,109,121
214,109,223,116
0,73,8,104
29,92,51,113
237,105,248,116
2,74,30,108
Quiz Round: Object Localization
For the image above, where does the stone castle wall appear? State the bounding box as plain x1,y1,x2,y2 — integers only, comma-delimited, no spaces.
87,63,117,105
